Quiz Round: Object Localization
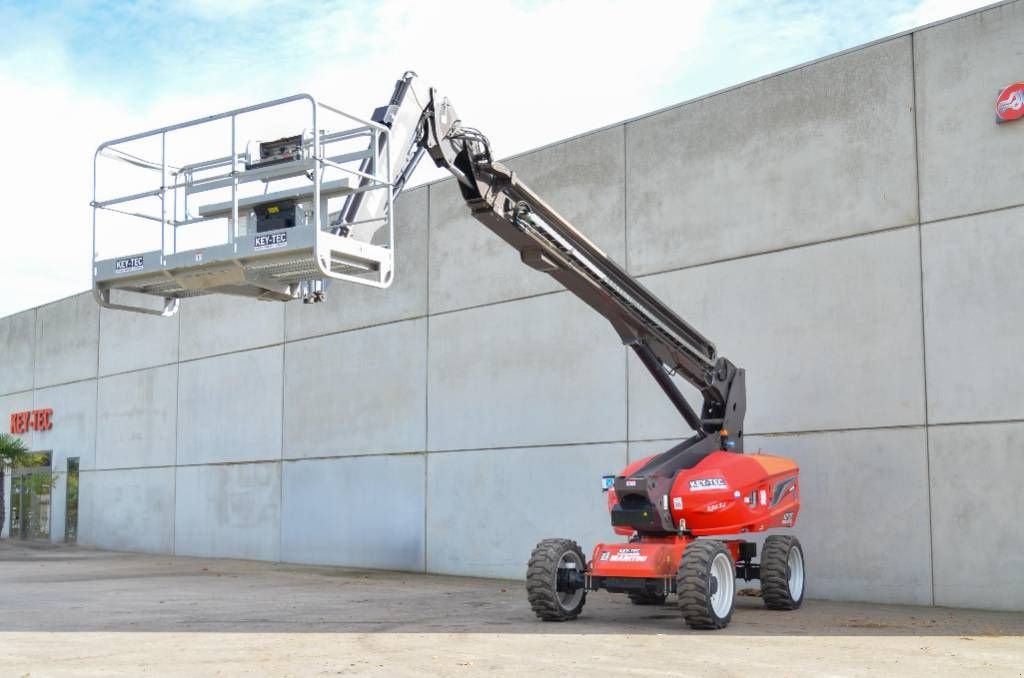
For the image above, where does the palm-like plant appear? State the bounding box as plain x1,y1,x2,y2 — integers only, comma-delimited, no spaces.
0,432,32,537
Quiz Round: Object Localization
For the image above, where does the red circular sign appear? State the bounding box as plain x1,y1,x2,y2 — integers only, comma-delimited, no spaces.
996,82,1024,123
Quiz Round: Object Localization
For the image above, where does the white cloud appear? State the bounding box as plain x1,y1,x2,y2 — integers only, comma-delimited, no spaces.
888,0,994,31
0,0,1000,317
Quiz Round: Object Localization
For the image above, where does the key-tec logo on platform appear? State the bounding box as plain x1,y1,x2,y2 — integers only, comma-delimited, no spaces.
995,82,1024,123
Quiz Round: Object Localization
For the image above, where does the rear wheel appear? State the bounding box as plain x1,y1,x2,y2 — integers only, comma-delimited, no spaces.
760,535,805,610
627,591,668,605
677,540,735,629
526,538,587,621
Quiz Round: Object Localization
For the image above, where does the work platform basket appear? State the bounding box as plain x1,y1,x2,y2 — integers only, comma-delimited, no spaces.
92,94,396,316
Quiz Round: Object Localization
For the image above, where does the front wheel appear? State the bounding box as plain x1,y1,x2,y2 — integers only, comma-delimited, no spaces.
760,535,805,610
677,540,736,629
526,538,587,621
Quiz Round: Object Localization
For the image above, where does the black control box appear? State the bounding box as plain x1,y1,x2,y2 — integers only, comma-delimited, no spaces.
246,135,303,170
255,201,297,232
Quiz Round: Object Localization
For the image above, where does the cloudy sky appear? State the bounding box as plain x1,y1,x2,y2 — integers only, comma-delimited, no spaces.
0,0,993,317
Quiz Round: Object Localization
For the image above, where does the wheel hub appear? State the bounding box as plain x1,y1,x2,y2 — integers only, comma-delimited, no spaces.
556,552,584,610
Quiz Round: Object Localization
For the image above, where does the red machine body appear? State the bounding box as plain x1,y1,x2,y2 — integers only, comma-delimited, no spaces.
590,450,799,582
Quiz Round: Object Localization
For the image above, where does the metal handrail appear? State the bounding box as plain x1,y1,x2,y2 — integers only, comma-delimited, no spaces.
92,93,398,316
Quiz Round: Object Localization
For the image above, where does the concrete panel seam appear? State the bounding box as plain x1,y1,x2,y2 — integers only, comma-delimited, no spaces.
928,417,1024,429
919,200,1024,228
633,222,920,282
630,424,931,447
176,340,285,366
278,330,285,562
622,124,631,448
96,450,433,473
282,450,428,465
87,461,273,473
98,359,179,382
910,29,936,607
0,387,35,398
424,185,431,574
428,289,566,320
285,314,429,348
30,307,36,396
428,439,630,456
621,123,629,274
724,422,930,438
18,374,111,395
172,313,181,555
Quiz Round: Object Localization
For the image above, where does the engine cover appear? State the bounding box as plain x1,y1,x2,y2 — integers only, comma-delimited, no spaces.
609,450,800,536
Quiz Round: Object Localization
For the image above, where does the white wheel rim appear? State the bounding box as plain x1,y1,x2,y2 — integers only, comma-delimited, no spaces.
556,551,584,610
710,552,735,618
788,545,804,600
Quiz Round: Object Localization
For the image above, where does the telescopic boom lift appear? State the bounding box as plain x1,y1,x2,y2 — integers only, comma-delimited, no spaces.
91,72,805,630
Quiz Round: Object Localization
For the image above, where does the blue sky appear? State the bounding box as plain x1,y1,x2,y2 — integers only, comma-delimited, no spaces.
0,0,993,316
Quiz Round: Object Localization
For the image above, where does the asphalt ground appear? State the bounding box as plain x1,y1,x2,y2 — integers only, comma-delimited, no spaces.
1,541,1021,676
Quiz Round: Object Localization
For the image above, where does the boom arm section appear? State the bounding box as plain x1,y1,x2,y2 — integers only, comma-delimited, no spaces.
378,73,746,451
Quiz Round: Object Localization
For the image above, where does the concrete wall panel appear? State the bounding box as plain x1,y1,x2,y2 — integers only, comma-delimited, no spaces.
75,470,95,546
628,228,926,440
174,462,280,561
33,379,97,471
85,467,175,554
428,292,627,451
429,127,626,313
96,365,177,469
34,293,99,388
922,208,1024,424
915,2,1024,221
179,294,284,362
929,422,1024,611
99,305,178,376
281,454,425,570
284,319,426,458
32,379,98,543
746,428,933,605
285,188,429,341
177,347,282,465
426,443,626,579
0,309,35,395
625,38,917,275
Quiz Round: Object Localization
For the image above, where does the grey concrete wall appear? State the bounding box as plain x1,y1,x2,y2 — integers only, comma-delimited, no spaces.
2,1,1022,612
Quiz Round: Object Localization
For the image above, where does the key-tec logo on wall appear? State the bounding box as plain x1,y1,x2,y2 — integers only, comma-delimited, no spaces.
995,82,1024,123
9,409,53,434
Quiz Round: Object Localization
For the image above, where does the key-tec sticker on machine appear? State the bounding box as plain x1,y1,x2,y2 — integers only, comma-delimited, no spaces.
254,232,288,251
689,477,728,492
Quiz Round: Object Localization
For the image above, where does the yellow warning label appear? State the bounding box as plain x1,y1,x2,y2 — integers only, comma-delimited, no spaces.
267,206,280,214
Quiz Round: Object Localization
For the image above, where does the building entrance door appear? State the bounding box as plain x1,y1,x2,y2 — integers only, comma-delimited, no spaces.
65,457,79,543
10,453,53,540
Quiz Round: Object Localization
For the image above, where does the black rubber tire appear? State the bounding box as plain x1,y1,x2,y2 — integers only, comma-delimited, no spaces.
760,535,805,610
627,591,668,606
526,538,587,621
677,540,735,630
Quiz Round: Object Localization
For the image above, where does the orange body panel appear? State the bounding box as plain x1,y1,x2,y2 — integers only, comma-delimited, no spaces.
589,535,751,579
596,449,800,579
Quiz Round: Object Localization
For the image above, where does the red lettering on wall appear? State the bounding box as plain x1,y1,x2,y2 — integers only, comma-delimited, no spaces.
8,408,53,434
